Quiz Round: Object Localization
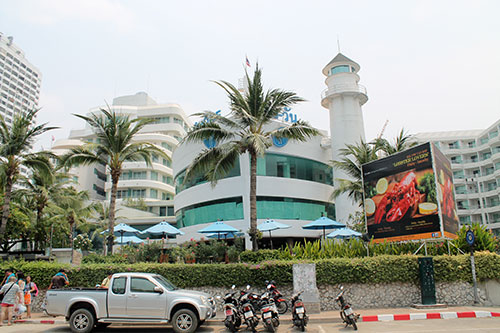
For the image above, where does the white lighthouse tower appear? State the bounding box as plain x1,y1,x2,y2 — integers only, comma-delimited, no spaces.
321,53,368,223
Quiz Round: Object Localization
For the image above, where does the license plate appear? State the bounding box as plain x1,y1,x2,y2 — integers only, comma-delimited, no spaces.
263,311,272,318
296,307,305,313
225,309,233,316
244,311,253,319
344,307,353,316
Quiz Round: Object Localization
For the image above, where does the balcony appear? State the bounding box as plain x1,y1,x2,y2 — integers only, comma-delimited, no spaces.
321,84,368,107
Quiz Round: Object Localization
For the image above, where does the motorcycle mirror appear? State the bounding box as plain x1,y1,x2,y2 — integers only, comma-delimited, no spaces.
231,285,236,290
340,285,344,290
246,285,251,290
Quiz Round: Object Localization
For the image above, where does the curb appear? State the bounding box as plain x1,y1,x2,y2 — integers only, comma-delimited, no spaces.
361,311,500,322
13,319,66,325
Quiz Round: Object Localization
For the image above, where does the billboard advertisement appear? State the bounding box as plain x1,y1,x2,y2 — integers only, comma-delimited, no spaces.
362,142,459,243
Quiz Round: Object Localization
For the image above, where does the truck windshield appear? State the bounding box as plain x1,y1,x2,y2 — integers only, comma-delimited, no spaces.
154,275,177,291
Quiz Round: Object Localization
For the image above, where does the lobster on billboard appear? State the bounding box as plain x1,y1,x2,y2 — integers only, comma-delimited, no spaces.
362,142,459,243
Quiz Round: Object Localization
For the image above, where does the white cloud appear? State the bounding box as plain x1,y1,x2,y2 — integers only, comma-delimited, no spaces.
16,0,137,32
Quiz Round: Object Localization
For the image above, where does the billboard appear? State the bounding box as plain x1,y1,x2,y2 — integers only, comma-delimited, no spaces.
362,142,459,243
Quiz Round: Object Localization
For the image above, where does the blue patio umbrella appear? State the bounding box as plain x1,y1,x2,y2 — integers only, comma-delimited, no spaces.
326,227,362,239
206,232,244,239
302,216,345,239
258,219,291,249
101,223,141,245
140,221,184,239
198,221,240,240
114,235,144,245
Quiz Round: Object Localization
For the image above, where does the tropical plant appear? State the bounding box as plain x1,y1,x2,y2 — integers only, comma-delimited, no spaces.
15,168,70,250
182,65,320,250
330,139,381,206
453,223,498,253
0,109,57,243
59,108,168,254
373,128,417,156
48,187,97,259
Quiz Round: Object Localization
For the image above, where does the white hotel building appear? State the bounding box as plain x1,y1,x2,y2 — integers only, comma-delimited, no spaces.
414,119,500,235
52,92,192,227
0,33,42,176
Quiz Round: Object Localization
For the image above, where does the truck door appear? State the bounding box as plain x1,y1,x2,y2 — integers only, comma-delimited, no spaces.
108,276,128,317
126,276,167,318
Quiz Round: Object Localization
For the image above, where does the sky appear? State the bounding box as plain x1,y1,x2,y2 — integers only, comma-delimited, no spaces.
1,0,499,151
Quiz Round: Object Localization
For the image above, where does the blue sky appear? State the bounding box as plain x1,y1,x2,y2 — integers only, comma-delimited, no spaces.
1,0,499,149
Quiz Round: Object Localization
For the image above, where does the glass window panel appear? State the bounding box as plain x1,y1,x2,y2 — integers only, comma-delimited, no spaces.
130,277,156,293
112,277,126,295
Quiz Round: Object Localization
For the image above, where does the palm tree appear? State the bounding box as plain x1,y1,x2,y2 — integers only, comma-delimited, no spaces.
0,109,57,242
50,187,97,260
182,65,320,250
15,168,70,250
331,129,416,207
60,108,168,254
330,139,382,207
373,128,416,156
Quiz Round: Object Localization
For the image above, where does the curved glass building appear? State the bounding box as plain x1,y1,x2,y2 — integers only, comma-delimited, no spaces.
173,117,335,247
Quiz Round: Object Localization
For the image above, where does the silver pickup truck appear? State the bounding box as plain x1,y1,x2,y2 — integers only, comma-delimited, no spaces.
45,272,216,333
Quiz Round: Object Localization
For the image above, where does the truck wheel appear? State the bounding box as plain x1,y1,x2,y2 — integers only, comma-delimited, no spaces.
69,308,95,333
172,309,198,333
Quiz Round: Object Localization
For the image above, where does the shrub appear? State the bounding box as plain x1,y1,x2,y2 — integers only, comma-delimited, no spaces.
240,249,280,263
3,253,499,289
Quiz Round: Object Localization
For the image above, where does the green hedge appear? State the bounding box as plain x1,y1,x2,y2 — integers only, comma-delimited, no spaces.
240,249,280,263
3,252,499,289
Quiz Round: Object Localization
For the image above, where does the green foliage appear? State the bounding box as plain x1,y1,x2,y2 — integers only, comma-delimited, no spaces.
3,252,500,289
82,253,128,264
240,249,280,263
453,224,498,253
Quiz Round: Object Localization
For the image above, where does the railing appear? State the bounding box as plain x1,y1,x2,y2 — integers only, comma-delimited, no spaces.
321,84,367,100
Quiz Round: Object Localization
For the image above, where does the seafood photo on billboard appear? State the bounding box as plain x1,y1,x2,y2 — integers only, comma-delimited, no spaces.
362,142,444,242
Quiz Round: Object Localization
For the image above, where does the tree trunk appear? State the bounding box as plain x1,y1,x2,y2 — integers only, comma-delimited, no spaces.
249,152,258,251
69,219,74,263
0,169,14,242
107,171,120,255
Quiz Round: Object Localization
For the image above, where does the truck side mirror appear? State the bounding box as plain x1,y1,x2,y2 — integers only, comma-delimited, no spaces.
154,286,164,294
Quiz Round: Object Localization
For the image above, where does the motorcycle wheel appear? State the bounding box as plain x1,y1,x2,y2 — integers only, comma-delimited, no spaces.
225,318,236,333
300,320,305,332
266,319,276,332
277,300,288,314
349,316,358,331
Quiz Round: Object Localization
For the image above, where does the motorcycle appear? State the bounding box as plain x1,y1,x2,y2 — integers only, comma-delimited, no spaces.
219,285,241,332
238,285,259,332
266,280,288,314
260,291,280,332
291,291,308,331
335,286,359,331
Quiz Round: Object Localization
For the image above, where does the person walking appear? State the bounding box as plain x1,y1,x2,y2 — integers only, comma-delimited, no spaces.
0,276,22,326
24,276,37,319
1,269,15,287
14,272,26,320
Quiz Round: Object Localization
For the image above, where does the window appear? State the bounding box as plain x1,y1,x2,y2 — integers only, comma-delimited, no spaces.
459,216,471,224
161,142,173,151
151,171,158,181
175,159,240,193
257,153,333,185
330,65,350,75
130,277,157,293
159,206,166,216
150,189,158,199
112,277,127,294
167,206,174,216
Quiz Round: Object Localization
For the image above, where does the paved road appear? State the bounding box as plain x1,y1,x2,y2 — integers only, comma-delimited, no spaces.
1,318,500,333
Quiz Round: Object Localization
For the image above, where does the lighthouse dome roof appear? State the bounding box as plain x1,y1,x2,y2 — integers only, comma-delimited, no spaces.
322,53,360,76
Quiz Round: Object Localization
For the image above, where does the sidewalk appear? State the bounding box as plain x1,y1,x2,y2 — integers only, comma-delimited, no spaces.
12,305,500,326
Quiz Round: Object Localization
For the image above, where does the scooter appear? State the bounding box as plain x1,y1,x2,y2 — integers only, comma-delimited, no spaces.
291,291,308,331
238,285,259,332
219,285,241,332
260,291,280,332
335,286,359,331
266,280,288,314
